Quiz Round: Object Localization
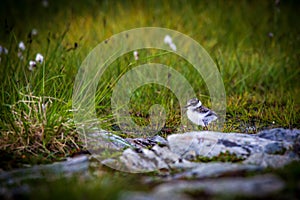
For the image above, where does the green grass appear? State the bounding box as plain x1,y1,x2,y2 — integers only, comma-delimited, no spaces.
0,0,299,169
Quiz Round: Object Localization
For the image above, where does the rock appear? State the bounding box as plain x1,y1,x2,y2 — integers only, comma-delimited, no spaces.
264,142,286,154
2,128,300,199
257,128,300,142
86,130,133,151
167,131,259,159
119,148,169,173
151,145,180,165
0,155,90,198
0,155,89,185
122,174,284,200
85,130,135,166
167,130,298,168
121,191,189,200
100,129,300,172
293,134,300,156
170,162,262,180
168,159,199,170
86,128,300,171
157,174,284,197
126,135,168,149
243,152,299,168
103,144,195,173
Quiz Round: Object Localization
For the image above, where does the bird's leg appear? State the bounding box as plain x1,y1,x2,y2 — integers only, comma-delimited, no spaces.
203,121,208,131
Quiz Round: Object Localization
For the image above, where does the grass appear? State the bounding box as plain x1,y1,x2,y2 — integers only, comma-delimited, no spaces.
0,0,299,170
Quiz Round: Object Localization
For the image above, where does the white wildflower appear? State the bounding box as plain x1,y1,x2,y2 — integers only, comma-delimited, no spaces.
31,29,38,36
133,50,139,60
268,32,274,38
0,45,8,55
35,53,44,63
18,41,26,51
163,35,177,51
169,43,177,51
42,0,49,7
29,60,36,71
164,35,173,45
3,48,8,54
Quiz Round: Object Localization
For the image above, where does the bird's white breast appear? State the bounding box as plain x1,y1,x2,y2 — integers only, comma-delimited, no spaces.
187,109,205,126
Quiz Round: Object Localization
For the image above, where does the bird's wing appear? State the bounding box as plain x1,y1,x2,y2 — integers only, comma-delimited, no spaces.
205,110,218,117
193,105,210,113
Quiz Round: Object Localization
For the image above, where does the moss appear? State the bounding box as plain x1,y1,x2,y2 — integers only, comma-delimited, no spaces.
193,151,245,163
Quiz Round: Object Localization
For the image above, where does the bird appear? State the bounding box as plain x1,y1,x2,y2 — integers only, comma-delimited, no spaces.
185,98,218,130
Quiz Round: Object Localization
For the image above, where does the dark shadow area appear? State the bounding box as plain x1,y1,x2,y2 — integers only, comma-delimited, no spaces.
0,0,107,40
1,0,299,32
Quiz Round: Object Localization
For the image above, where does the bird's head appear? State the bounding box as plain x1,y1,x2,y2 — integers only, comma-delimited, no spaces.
185,98,202,110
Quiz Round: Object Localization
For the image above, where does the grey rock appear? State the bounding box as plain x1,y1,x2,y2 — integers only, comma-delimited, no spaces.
171,162,262,180
167,131,262,159
103,129,300,172
149,135,169,146
293,134,300,155
167,130,298,168
151,145,180,165
121,191,189,200
243,152,299,168
3,128,299,199
119,148,169,173
264,142,286,154
126,135,168,149
100,158,120,168
122,174,284,200
108,143,198,173
156,174,284,197
257,128,300,142
86,130,133,151
168,159,199,170
0,155,89,185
